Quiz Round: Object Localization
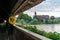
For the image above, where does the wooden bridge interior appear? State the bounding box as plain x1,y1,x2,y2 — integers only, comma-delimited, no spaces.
0,0,44,40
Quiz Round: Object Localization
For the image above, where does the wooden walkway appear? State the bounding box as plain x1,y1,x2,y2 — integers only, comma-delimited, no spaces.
0,31,15,40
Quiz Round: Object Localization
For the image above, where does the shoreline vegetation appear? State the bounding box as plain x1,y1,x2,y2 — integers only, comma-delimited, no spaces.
16,13,60,25
16,24,60,40
16,12,60,40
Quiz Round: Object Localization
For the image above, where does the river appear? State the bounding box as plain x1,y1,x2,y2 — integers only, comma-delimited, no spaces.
35,24,60,33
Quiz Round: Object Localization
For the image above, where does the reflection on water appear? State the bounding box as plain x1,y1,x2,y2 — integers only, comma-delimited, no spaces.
36,24,60,33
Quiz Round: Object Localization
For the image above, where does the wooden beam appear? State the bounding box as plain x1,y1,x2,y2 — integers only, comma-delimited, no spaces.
12,0,44,16
11,0,25,14
14,0,29,15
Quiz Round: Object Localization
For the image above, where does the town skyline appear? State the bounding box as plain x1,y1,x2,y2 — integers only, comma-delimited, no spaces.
24,0,60,17
24,11,60,18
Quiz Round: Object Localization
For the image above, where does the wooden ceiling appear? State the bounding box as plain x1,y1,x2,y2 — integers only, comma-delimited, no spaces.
12,0,44,16
0,0,44,20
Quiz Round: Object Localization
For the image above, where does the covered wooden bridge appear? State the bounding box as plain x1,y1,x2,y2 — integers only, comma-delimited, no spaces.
0,0,52,40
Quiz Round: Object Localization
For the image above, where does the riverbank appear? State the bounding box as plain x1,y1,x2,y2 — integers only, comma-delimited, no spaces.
16,24,60,40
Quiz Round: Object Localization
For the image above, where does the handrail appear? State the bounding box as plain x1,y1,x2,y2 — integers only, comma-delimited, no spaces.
14,25,52,40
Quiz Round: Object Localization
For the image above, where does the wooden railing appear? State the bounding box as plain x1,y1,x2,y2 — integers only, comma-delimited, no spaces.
13,25,52,40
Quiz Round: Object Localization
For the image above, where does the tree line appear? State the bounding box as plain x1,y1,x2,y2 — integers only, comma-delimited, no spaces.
16,12,60,24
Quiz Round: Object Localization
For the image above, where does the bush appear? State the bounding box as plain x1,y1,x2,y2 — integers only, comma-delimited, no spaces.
18,25,60,40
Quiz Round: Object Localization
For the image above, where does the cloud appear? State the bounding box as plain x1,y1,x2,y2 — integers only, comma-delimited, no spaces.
24,11,34,18
54,7,60,12
24,0,60,17
26,0,60,12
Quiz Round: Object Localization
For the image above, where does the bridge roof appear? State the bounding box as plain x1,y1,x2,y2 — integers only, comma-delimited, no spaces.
0,0,44,20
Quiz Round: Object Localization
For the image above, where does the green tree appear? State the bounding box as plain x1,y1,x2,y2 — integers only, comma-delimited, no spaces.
30,18,39,24
45,19,48,24
50,16,55,24
17,12,32,23
16,19,20,23
50,16,55,20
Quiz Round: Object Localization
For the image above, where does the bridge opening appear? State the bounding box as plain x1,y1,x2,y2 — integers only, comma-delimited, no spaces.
0,0,44,40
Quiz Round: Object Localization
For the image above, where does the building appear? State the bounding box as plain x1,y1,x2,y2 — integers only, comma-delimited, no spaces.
34,12,49,20
36,15,49,20
34,12,49,23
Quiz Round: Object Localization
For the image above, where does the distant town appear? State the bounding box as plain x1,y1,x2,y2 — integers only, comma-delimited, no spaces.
16,12,60,24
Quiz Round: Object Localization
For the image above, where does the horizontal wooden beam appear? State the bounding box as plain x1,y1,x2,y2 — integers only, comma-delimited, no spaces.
11,0,25,13
11,0,44,16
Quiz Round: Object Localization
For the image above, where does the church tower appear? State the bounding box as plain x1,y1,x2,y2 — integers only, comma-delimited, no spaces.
33,11,37,19
35,12,37,16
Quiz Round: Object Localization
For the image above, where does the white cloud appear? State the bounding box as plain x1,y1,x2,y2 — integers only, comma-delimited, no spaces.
24,0,60,17
26,0,60,12
54,7,60,12
24,11,34,18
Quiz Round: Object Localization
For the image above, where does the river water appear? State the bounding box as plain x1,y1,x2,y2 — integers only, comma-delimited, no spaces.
35,24,60,33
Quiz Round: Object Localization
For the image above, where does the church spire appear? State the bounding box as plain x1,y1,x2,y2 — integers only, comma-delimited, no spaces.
35,11,37,16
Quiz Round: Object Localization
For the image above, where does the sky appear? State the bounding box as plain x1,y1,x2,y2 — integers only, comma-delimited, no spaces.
24,0,60,17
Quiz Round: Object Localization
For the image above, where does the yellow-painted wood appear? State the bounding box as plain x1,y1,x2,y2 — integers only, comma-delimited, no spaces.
8,16,16,25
